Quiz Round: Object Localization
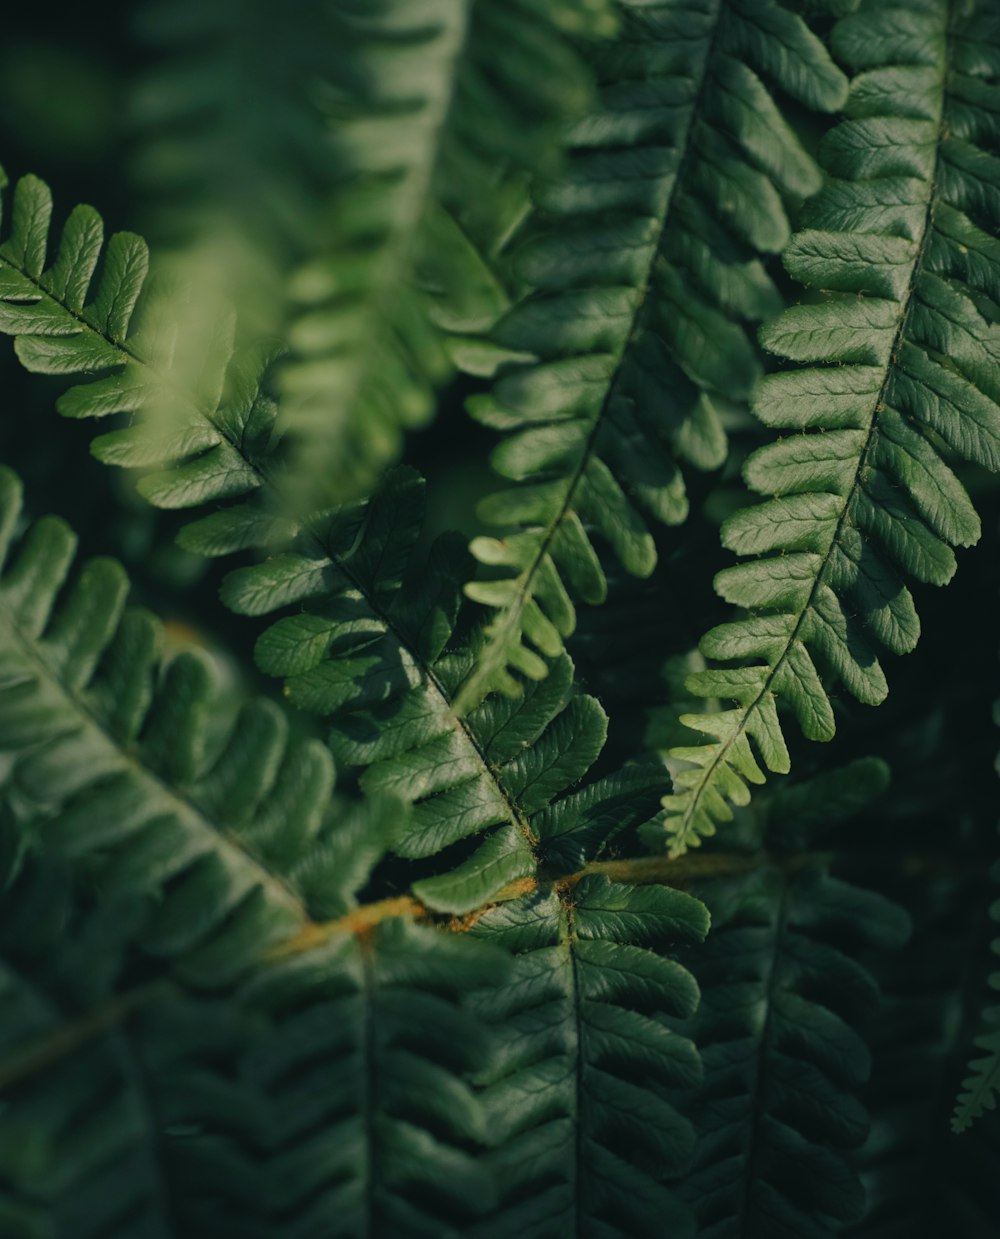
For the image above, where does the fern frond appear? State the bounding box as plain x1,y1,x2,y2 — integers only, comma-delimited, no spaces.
155,921,510,1237
845,819,997,1237
225,467,669,913
456,0,849,705
651,0,1000,855
659,758,903,1237
130,0,340,338
0,831,176,1238
0,170,254,483
0,175,666,914
676,859,909,1238
132,0,615,432
0,464,408,984
467,874,709,1237
275,0,618,500
0,816,516,1236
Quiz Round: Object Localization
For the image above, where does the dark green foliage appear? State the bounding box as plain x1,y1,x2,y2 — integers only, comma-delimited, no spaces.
170,924,511,1238
0,818,516,1238
131,0,621,496
0,833,165,1238
275,0,619,501
131,0,343,339
0,177,663,913
2,1,1000,1235
676,863,908,1238
660,760,908,1238
0,464,388,982
469,876,710,1237
846,858,1000,1239
953,855,1000,1131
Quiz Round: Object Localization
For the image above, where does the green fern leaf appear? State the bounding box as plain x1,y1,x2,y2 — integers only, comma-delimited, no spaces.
130,0,616,490
0,465,401,984
456,0,849,706
468,874,709,1236
0,834,174,1238
652,0,1000,855
0,818,514,1237
675,860,909,1238
225,467,668,913
952,1015,1000,1135
164,922,510,1237
130,0,343,339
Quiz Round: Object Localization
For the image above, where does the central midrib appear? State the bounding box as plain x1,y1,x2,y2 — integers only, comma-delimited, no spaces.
562,896,586,1239
479,0,728,650
731,872,791,1231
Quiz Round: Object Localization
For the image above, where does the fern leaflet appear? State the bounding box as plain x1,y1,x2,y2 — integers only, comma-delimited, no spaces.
0,833,176,1238
674,859,908,1238
0,815,513,1236
165,923,510,1237
130,0,345,341
663,760,908,1238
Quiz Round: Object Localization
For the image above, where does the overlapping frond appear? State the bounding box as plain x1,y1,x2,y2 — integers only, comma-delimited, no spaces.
0,831,176,1238
9,4,1000,1236
652,0,1000,854
0,464,400,984
0,168,253,472
456,0,848,705
646,760,910,1238
0,799,514,1237
172,923,510,1238
846,832,998,1239
0,175,671,914
130,0,343,340
674,860,908,1238
0,471,519,1230
276,0,618,500
132,0,617,481
224,467,668,912
467,874,709,1237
